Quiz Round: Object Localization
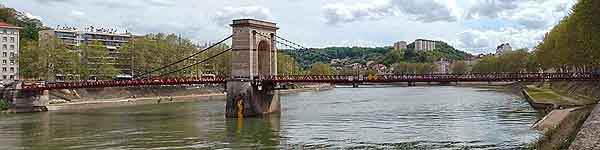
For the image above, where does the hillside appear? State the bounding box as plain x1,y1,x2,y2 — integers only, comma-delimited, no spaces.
0,7,46,42
283,41,471,67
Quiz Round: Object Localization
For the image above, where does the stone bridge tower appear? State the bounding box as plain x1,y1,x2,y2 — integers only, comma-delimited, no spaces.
226,19,280,118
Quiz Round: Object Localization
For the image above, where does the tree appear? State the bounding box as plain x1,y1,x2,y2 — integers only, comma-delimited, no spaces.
309,62,333,75
450,61,468,74
19,40,47,79
277,53,301,75
120,33,200,77
82,41,119,79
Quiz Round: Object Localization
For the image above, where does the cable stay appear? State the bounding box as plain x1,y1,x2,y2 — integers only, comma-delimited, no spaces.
156,48,232,78
134,35,233,79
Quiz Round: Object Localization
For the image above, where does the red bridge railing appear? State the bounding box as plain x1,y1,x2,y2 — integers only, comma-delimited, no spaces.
264,73,600,83
21,73,600,91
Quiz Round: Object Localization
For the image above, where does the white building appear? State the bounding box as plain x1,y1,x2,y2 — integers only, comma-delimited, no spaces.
39,27,133,76
496,43,512,54
435,58,450,73
393,41,407,50
414,39,436,51
0,22,21,83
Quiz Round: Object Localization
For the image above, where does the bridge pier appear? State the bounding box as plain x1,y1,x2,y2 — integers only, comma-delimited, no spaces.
226,19,280,118
226,80,280,118
6,87,49,113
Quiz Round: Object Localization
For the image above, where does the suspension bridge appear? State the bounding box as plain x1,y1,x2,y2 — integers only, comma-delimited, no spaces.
8,19,600,116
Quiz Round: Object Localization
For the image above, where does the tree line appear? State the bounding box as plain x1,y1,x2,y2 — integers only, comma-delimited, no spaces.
535,0,600,72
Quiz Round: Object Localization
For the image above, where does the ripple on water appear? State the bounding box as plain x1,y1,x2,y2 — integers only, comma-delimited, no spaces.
0,86,540,149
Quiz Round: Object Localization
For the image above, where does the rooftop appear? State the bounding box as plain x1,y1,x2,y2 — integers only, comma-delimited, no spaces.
0,22,22,29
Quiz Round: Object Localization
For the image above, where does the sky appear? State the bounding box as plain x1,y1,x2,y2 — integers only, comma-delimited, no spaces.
3,0,575,54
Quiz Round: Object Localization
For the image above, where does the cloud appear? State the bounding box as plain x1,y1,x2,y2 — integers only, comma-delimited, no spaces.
322,0,457,25
322,0,395,25
392,0,457,23
24,12,42,20
456,27,547,53
146,0,175,7
70,10,85,16
213,6,273,26
465,0,575,30
464,0,521,19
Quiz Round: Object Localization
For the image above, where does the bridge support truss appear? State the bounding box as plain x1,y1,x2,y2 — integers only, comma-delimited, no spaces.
226,19,280,118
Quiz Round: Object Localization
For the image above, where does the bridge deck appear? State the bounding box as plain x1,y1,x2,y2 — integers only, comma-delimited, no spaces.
20,73,600,91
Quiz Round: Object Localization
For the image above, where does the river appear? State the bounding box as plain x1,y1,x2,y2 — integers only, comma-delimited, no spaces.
0,86,542,149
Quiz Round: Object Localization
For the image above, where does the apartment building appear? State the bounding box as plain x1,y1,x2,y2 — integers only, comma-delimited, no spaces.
414,39,437,51
393,41,407,51
39,27,133,77
0,22,20,83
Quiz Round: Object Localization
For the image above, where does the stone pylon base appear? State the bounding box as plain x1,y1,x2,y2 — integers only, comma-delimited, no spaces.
226,80,280,118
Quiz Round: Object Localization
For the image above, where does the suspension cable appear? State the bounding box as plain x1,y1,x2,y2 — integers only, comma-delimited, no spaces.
134,35,233,79
261,33,335,59
155,48,232,78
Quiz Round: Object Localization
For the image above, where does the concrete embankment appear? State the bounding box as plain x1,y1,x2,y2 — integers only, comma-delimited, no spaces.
569,102,600,149
523,81,600,149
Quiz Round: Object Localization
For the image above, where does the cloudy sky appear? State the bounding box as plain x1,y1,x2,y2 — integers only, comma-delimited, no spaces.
4,0,575,54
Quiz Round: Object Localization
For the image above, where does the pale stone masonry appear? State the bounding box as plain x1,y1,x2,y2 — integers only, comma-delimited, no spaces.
393,41,407,50
415,39,436,51
0,22,21,83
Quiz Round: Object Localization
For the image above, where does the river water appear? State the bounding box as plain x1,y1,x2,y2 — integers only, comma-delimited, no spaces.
0,86,542,149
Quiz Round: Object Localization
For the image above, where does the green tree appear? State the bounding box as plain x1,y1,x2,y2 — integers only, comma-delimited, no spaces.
82,41,119,79
277,53,301,75
450,61,468,74
19,40,47,79
309,62,333,75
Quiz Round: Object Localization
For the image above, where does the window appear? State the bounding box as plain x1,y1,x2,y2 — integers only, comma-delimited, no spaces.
10,37,14,43
2,45,6,50
2,67,6,72
2,60,6,65
2,37,6,42
9,52,13,57
2,52,6,57
9,75,13,80
2,30,6,34
10,67,14,73
9,60,14,65
9,45,14,50
2,75,6,79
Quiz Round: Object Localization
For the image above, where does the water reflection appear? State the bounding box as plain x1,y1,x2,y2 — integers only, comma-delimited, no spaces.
0,86,541,149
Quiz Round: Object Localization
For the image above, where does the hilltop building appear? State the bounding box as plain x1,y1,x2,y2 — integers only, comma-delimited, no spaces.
39,26,133,78
435,58,450,73
496,43,512,54
393,41,407,50
414,39,437,51
0,22,21,83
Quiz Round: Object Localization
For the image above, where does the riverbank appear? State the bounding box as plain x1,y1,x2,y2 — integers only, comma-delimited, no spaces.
522,81,600,149
44,84,334,111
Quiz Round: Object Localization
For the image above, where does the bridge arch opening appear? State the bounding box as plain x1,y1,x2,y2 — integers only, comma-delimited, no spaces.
257,40,271,77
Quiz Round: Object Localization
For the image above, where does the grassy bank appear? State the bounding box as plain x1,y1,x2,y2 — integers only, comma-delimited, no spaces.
523,81,599,150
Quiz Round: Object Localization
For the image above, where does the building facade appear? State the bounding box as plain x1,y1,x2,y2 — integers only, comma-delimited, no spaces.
0,22,20,83
496,43,512,54
414,39,437,51
393,41,407,50
39,28,133,77
435,58,450,73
